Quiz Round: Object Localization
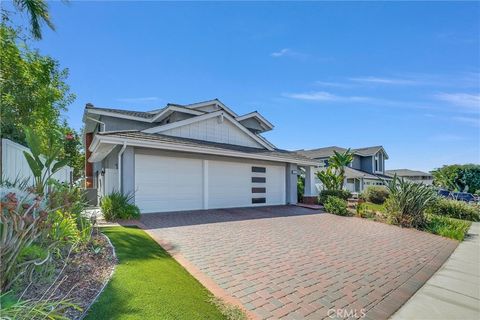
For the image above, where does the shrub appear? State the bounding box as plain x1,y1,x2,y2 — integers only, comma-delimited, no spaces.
363,186,389,204
427,198,480,222
424,214,472,241
324,196,349,216
101,191,140,221
49,210,81,246
384,176,437,228
297,176,304,203
319,190,351,204
0,185,50,291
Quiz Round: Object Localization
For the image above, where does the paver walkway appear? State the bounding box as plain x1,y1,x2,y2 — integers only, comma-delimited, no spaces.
392,222,480,320
141,206,458,320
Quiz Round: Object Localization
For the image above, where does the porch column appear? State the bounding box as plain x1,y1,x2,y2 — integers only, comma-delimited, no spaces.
285,163,298,204
303,166,317,204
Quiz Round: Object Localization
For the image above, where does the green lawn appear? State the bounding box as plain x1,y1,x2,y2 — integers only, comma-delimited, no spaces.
362,202,386,212
85,226,226,320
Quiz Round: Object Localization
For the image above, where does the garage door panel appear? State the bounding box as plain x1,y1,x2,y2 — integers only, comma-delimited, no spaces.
135,154,203,213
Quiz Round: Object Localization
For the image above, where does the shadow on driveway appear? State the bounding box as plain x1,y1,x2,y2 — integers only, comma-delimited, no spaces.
140,205,323,229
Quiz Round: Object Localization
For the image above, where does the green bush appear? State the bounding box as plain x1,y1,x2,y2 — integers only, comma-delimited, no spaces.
324,196,349,216
49,210,81,246
319,190,351,204
101,191,140,221
384,176,437,228
363,186,389,204
427,198,480,222
424,214,472,241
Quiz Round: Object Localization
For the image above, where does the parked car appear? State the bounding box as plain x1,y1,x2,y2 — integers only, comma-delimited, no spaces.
437,189,452,198
451,192,476,203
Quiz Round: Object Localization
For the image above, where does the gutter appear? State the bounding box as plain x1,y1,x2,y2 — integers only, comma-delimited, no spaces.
118,142,127,193
90,135,321,167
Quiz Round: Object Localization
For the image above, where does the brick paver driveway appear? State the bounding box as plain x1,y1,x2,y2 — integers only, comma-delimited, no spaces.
140,206,457,320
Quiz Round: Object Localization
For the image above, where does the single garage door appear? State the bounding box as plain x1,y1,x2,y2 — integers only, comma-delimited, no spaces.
135,153,286,213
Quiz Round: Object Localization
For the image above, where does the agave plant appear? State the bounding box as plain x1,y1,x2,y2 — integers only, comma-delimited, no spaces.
0,183,51,290
384,175,438,228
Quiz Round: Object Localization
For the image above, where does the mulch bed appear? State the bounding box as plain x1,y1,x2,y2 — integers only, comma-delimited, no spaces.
22,230,117,319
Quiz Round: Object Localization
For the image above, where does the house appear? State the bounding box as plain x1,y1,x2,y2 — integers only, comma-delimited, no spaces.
297,146,392,193
83,99,319,213
386,169,434,185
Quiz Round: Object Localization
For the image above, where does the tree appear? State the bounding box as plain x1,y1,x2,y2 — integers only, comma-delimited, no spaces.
316,167,343,191
0,25,83,178
0,25,75,148
317,149,354,191
9,0,55,39
329,149,354,186
432,164,480,193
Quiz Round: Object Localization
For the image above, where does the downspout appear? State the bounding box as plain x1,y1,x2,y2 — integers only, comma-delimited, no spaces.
118,142,127,193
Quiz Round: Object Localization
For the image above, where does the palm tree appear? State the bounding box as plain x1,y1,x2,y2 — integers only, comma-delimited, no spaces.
329,149,354,190
11,0,55,39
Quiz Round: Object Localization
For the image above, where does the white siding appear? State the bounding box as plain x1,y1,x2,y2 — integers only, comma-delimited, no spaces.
161,117,263,149
1,139,72,185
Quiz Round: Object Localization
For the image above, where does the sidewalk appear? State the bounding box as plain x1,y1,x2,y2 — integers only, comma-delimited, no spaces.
391,222,480,320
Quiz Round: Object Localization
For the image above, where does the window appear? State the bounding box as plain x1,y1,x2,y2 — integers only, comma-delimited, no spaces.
374,154,379,172
252,197,266,204
252,166,266,173
252,187,266,193
252,177,266,183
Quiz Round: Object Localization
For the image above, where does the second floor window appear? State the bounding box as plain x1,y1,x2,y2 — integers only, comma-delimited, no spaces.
375,154,379,172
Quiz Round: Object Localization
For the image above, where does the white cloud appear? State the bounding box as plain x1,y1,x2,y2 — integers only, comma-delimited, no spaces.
349,76,421,85
116,96,159,103
283,91,371,102
270,48,307,59
434,93,480,111
314,81,352,88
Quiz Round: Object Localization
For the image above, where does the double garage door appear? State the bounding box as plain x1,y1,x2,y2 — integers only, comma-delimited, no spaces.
135,153,286,213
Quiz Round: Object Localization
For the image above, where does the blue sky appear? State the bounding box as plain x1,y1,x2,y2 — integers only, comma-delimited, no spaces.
8,1,480,171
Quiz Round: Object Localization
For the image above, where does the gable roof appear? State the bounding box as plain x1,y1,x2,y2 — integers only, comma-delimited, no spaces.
141,110,274,150
297,145,389,159
85,104,157,121
386,169,432,177
89,131,319,166
235,111,274,131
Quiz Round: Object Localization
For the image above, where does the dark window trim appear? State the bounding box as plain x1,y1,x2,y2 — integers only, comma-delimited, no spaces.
252,187,266,193
252,197,266,204
252,166,266,173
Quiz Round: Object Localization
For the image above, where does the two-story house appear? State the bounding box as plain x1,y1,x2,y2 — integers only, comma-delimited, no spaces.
297,146,392,193
83,99,320,213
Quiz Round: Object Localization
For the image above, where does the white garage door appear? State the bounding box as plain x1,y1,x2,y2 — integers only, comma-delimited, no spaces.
135,154,204,213
135,153,286,213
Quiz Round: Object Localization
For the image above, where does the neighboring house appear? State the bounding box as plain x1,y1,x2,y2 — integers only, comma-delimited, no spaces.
386,169,434,185
83,99,319,213
297,146,392,193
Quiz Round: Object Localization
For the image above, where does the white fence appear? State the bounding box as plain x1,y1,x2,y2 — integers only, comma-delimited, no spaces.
1,138,73,185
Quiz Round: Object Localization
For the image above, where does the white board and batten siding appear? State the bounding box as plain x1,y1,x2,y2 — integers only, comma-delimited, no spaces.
161,117,263,149
1,138,73,185
134,153,286,213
